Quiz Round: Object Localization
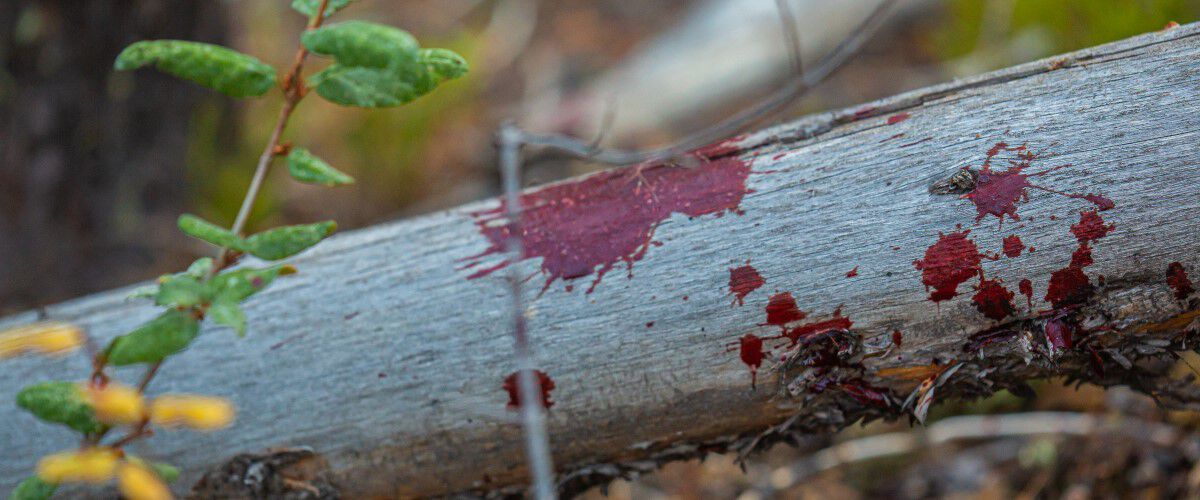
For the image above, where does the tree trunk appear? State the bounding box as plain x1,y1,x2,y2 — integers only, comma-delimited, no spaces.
2,22,1200,499
0,0,230,312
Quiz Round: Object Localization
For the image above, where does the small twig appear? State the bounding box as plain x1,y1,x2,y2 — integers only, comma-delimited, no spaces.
497,123,557,500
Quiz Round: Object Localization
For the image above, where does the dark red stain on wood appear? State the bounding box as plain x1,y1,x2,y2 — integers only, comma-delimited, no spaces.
729,263,765,306
892,329,903,347
887,113,911,125
914,229,993,302
972,275,1016,321
1002,235,1026,258
503,370,556,409
1045,266,1093,309
645,321,655,328
962,142,1112,224
739,334,765,389
762,292,807,327
463,140,753,293
776,307,854,346
846,266,859,278
964,325,1018,353
1167,262,1195,300
1019,278,1034,309
1069,243,1094,268
1071,210,1115,243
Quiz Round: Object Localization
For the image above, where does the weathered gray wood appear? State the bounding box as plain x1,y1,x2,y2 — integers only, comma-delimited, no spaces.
4,24,1200,498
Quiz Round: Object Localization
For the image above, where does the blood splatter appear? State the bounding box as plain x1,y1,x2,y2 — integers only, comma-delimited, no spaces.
1002,235,1026,258
892,329,903,347
729,263,765,306
739,334,765,389
913,229,989,302
1167,262,1195,300
962,142,1112,224
780,308,853,346
1045,266,1093,309
972,275,1016,321
846,266,859,278
645,322,655,328
887,113,911,125
762,292,806,327
1019,279,1034,308
1069,243,1094,268
1071,210,1114,243
463,141,753,293
503,370,556,409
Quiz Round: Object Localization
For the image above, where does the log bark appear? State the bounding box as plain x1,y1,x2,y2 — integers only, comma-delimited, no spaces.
4,23,1200,499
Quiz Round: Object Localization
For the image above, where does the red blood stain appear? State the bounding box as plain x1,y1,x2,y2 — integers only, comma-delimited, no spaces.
881,133,906,143
1002,235,1026,258
1069,243,1094,268
1019,279,1034,308
780,308,853,346
645,321,655,328
1071,210,1114,243
762,292,807,327
846,266,859,278
962,142,1112,224
503,370,556,409
892,329,903,347
729,264,765,306
913,229,991,302
1167,262,1195,300
739,334,765,389
463,141,752,293
838,380,890,406
887,113,911,125
1045,266,1093,309
1045,317,1074,351
972,275,1016,321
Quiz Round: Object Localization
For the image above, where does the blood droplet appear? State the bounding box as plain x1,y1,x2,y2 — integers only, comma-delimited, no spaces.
1002,235,1025,258
972,275,1016,321
739,334,765,389
1071,210,1114,243
963,142,1112,224
1167,262,1195,300
886,112,911,125
1045,266,1093,309
762,292,806,326
891,329,903,347
1018,278,1034,308
503,370,556,409
913,229,987,302
1069,243,1094,268
846,266,859,278
729,264,765,306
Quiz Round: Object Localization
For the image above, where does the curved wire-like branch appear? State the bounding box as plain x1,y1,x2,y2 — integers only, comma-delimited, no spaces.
513,0,898,165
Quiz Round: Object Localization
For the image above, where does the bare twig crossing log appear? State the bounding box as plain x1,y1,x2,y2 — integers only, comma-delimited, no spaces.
3,24,1200,498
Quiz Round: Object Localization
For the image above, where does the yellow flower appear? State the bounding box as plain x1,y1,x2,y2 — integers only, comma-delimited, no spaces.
36,448,119,484
0,322,85,358
117,462,173,500
84,382,146,425
150,395,234,430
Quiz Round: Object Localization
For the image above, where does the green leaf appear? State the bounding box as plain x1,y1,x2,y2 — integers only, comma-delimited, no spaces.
301,21,419,69
291,0,354,18
105,310,200,366
185,257,215,278
420,48,469,81
309,65,434,108
15,381,102,435
178,214,246,250
126,456,180,484
209,265,292,302
154,274,206,308
114,40,276,98
287,148,354,186
243,221,337,261
209,299,246,337
9,476,56,500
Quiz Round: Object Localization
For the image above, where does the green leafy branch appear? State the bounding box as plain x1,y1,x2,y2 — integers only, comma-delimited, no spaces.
3,1,466,498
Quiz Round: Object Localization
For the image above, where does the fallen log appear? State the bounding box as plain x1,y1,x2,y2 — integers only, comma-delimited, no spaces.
3,22,1200,499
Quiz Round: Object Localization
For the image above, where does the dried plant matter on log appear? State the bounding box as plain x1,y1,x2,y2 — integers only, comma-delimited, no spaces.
3,23,1200,499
